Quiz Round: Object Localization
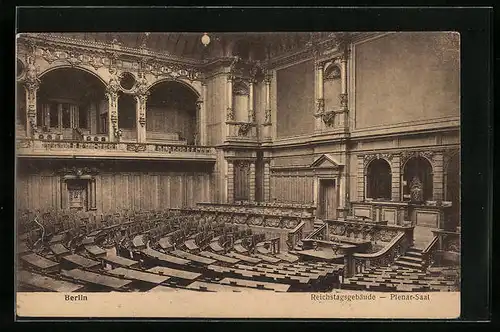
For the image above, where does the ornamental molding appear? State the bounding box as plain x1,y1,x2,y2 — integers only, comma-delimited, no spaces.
56,166,99,177
400,150,436,167
19,34,203,82
363,153,394,169
126,143,147,152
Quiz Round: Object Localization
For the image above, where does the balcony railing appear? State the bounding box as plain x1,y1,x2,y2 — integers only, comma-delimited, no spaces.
16,138,217,161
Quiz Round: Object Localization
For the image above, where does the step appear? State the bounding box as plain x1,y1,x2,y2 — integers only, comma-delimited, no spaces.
394,260,424,269
398,255,424,263
405,251,423,259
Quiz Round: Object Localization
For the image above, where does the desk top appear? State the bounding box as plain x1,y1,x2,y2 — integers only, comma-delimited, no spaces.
61,269,132,289
85,245,107,256
50,243,70,255
109,267,170,284
199,251,240,264
226,252,261,264
21,253,59,270
147,266,201,281
102,255,139,267
187,281,266,292
220,278,290,292
141,248,189,266
171,250,216,265
19,270,84,292
62,254,100,268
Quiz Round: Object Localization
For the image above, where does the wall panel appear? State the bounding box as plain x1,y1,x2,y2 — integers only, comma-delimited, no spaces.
270,171,314,204
355,32,459,129
276,60,315,138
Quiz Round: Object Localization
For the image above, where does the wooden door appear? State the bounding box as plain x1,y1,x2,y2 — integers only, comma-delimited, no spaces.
320,179,338,220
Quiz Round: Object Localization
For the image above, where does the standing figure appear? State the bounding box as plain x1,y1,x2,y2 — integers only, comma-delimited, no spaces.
410,176,424,202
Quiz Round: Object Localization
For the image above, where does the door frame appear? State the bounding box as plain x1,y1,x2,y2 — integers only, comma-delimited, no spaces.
318,178,339,220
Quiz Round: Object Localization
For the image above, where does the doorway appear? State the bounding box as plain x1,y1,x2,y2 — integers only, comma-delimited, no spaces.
319,179,338,220
66,179,89,211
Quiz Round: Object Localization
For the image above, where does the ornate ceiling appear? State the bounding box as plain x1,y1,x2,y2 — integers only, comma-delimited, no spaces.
45,32,358,62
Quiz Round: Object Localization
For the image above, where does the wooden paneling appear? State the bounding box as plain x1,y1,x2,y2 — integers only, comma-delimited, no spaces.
16,170,211,214
270,171,314,204
146,106,195,143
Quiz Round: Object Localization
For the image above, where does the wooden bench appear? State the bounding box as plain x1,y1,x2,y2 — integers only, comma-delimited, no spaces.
21,253,59,273
49,243,71,257
275,252,299,263
219,277,290,292
141,248,190,266
147,266,201,281
18,270,84,292
171,250,216,265
254,253,281,264
61,254,100,270
61,269,132,291
148,285,188,292
226,252,261,264
84,245,107,258
101,255,139,269
186,281,266,292
108,267,170,285
199,251,240,265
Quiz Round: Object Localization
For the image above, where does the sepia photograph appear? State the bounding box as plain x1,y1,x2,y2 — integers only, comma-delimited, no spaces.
15,30,462,318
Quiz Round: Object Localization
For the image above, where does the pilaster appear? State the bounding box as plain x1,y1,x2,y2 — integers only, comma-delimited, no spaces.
356,155,365,201
391,154,401,201
432,152,445,201
249,161,256,201
227,160,234,203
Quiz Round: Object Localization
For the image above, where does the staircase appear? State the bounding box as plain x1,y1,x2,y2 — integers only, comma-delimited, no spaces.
313,219,324,231
394,247,425,270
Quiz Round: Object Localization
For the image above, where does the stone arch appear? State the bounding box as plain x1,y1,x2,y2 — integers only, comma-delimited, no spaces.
39,64,108,87
402,156,434,202
147,77,201,98
365,158,392,200
401,153,435,175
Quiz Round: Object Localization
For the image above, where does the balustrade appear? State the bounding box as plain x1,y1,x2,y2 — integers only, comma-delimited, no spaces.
16,138,217,160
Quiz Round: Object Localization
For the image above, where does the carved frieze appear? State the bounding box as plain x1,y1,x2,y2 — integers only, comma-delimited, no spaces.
237,123,253,137
400,150,435,167
126,144,147,152
363,153,394,169
57,166,99,177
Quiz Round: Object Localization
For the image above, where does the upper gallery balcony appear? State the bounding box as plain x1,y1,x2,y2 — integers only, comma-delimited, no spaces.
16,136,217,162
16,66,216,162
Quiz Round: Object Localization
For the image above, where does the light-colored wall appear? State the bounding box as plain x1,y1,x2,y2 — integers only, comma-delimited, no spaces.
276,60,315,138
353,32,460,129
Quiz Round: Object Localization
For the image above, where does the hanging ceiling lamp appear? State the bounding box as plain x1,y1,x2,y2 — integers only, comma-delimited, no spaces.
201,32,211,47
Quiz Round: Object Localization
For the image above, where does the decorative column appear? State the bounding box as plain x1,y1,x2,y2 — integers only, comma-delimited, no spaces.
106,69,121,142
135,94,147,143
24,55,40,137
262,72,272,140
249,161,256,202
198,82,207,145
248,77,255,123
225,73,234,139
432,152,444,201
227,160,234,203
315,62,325,131
263,160,271,201
134,73,149,143
339,48,350,129
391,154,401,201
